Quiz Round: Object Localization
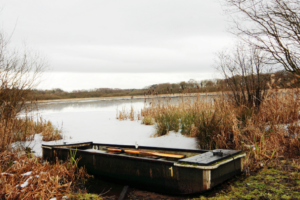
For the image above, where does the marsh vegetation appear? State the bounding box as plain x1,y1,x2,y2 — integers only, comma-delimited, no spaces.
0,32,90,199
117,88,300,171
3,0,300,198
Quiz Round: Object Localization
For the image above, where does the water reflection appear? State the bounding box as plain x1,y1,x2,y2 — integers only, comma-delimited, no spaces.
37,95,215,113
38,98,145,112
31,95,218,150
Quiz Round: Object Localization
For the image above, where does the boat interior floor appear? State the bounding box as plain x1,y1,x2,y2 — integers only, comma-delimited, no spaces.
82,147,201,162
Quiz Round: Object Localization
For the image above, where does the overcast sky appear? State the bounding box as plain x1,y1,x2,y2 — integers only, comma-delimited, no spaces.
1,0,233,91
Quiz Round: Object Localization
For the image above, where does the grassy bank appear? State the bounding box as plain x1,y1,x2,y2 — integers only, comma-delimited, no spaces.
192,159,300,199
0,107,89,199
0,116,101,199
0,151,100,200
0,115,104,199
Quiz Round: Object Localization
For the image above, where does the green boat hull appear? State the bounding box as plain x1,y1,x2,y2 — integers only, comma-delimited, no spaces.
42,142,244,194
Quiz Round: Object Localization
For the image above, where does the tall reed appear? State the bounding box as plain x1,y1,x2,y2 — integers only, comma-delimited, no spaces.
0,117,62,152
139,90,300,162
116,105,137,121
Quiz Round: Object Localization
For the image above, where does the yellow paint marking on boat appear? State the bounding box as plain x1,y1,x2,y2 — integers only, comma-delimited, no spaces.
169,166,173,177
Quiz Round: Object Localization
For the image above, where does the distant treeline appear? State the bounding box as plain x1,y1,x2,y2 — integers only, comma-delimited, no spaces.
31,70,300,100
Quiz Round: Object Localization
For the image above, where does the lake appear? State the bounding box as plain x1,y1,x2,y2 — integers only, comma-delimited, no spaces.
30,95,205,156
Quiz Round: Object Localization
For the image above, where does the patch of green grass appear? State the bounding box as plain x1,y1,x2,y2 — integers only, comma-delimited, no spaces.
190,160,300,199
141,116,155,125
154,111,180,136
69,191,102,200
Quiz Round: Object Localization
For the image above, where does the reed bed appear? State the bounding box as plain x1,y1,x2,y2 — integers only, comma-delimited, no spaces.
0,151,91,200
116,106,140,121
0,117,62,152
137,90,300,169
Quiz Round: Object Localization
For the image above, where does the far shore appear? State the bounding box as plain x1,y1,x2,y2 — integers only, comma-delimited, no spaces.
35,88,292,104
36,91,221,103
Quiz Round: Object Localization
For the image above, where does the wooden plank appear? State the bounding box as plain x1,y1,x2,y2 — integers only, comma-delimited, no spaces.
118,185,129,200
41,146,52,149
106,148,185,159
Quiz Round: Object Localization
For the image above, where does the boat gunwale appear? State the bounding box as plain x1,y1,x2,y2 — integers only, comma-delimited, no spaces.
42,142,243,166
42,142,208,153
42,141,93,147
92,142,208,153
49,146,176,165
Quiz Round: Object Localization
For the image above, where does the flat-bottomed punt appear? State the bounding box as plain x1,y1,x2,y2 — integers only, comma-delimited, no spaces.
42,142,245,194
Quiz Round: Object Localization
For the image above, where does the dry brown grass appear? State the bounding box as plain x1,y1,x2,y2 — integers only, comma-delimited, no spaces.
39,120,63,142
0,151,91,200
0,117,62,152
138,89,300,169
116,106,138,121
15,117,62,142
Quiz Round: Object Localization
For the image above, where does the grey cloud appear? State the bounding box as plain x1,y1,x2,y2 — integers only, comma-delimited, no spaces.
2,0,231,74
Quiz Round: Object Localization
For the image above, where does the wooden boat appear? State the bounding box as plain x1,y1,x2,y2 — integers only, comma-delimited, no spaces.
42,142,245,194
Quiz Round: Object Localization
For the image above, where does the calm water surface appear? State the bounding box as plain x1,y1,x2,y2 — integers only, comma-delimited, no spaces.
35,96,214,149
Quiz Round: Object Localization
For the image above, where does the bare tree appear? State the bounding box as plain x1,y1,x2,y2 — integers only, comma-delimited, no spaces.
222,0,300,75
0,32,47,151
216,43,271,108
0,33,46,119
